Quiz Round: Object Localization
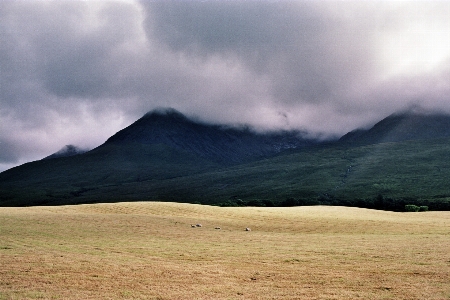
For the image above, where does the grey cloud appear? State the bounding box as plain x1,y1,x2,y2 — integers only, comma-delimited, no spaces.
145,1,384,108
2,0,450,171
1,1,144,104
146,2,327,94
146,0,450,115
0,139,20,164
0,1,145,167
147,2,318,56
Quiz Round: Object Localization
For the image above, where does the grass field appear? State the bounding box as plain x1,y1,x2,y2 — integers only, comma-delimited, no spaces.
1,202,449,299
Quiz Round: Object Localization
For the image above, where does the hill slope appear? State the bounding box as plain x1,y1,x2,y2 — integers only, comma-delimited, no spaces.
63,138,450,210
1,109,450,209
0,108,316,206
339,111,450,145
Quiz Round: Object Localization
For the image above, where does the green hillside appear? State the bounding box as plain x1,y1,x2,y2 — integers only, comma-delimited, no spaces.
0,142,219,206
125,138,450,211
2,137,449,210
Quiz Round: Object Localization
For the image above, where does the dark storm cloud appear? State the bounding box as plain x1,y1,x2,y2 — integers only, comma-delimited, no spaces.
0,1,145,169
148,2,311,56
1,1,140,101
143,0,422,132
1,0,450,171
147,1,333,101
146,1,365,104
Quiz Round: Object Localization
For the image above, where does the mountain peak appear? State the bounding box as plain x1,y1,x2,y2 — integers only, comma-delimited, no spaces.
393,104,440,117
143,107,190,121
104,108,315,164
43,145,88,160
340,110,450,145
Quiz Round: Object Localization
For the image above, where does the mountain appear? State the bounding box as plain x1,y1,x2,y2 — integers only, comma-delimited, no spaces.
339,111,450,145
1,108,450,210
43,145,88,160
105,108,316,164
0,108,318,206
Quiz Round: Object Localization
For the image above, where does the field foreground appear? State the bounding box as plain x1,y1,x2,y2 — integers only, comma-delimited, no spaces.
1,203,449,299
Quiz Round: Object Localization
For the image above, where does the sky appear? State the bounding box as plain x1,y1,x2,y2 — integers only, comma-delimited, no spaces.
1,0,450,172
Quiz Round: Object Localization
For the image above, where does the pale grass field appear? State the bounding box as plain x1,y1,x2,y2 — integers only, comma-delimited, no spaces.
1,202,449,299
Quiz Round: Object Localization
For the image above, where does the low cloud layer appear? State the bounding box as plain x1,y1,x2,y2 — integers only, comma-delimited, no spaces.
1,1,450,171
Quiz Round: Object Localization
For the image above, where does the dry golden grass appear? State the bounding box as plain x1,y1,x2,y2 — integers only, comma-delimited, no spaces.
1,202,449,299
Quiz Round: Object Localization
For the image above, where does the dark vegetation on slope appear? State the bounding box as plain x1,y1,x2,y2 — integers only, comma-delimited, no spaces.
1,108,450,211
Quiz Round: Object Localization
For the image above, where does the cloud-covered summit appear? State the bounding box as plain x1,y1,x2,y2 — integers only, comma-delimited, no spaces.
1,0,450,171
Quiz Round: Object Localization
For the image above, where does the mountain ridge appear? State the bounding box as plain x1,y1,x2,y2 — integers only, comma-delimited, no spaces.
1,107,450,209
43,145,89,160
339,111,450,145
102,108,317,164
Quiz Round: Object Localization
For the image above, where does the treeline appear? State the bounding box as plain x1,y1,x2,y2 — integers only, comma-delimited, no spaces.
216,194,450,212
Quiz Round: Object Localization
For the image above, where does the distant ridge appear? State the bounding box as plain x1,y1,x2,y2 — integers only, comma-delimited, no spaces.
339,111,450,145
